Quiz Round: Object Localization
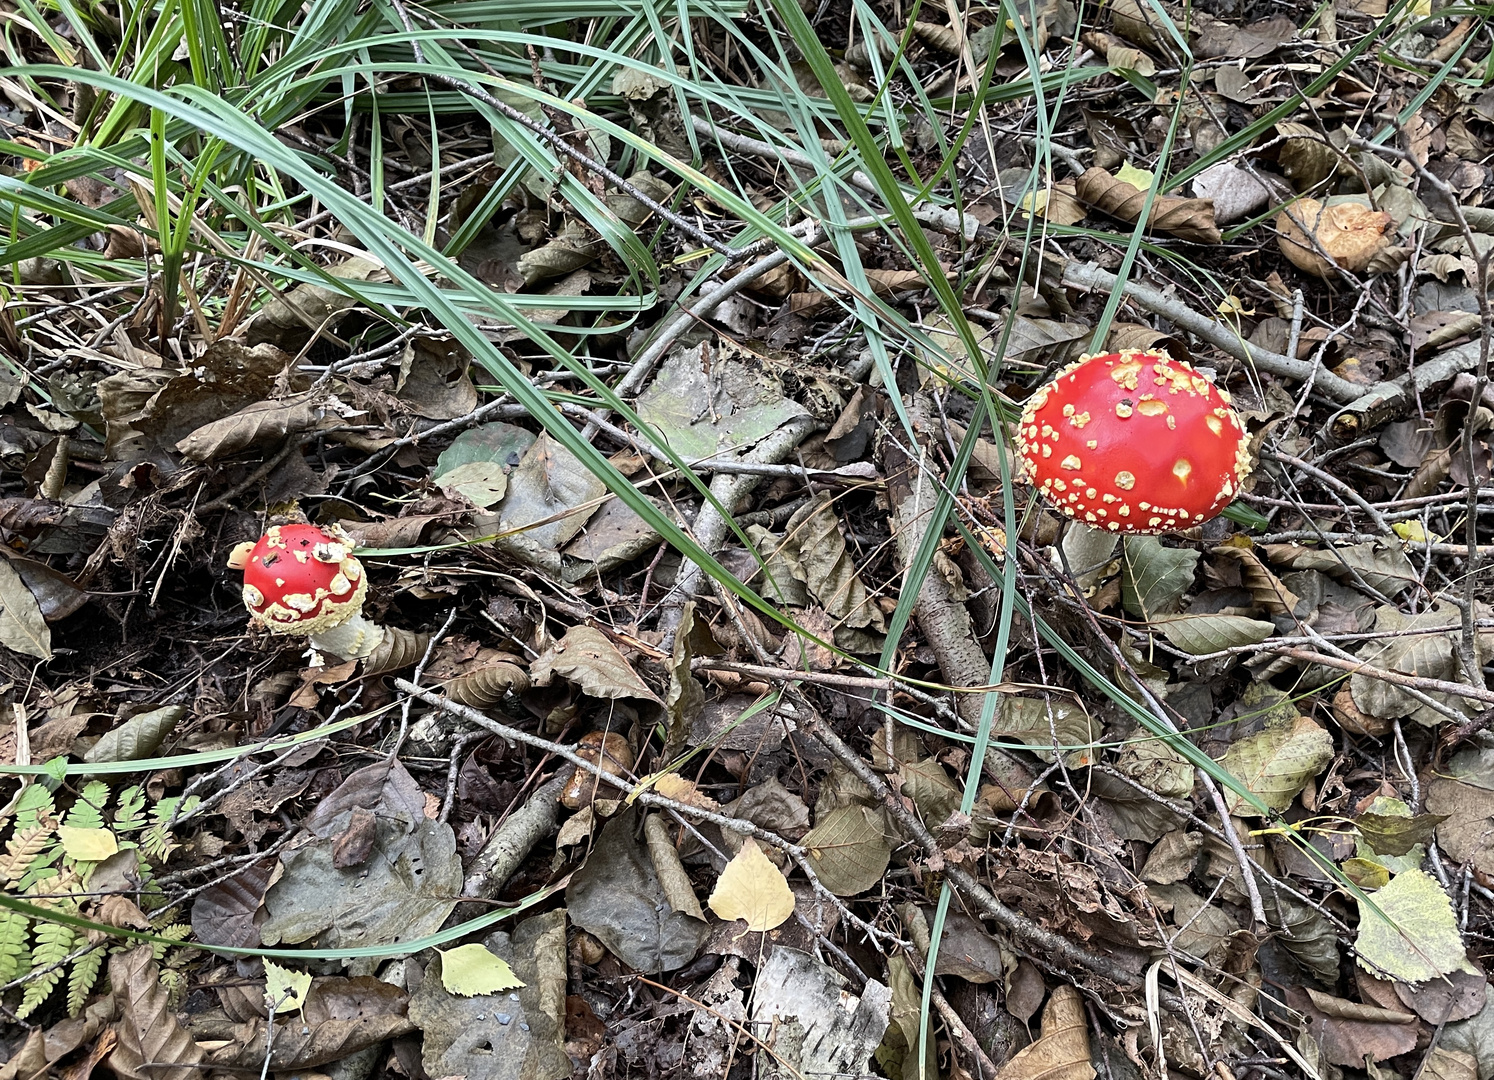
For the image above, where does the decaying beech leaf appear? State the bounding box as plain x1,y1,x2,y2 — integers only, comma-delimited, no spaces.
175,398,319,461
107,948,204,1080
1276,197,1392,278
1075,167,1221,243
987,984,1094,1080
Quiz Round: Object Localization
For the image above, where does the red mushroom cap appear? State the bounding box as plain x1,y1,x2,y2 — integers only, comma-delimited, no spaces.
236,523,367,634
1014,350,1251,533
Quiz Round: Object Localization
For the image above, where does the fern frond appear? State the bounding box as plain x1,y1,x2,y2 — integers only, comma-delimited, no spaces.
139,795,198,863
152,922,192,962
158,966,187,1008
13,784,55,830
0,909,30,983
114,786,146,832
14,848,63,892
16,920,73,1019
0,826,52,883
67,947,105,1015
64,782,110,830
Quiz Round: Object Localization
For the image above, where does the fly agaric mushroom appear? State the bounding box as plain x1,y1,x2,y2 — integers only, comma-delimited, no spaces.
1015,350,1251,533
227,523,428,674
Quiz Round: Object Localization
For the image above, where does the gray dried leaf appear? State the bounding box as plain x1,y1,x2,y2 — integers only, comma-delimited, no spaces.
496,432,608,551
1122,535,1199,619
996,695,1098,766
799,803,890,896
175,398,318,461
516,220,605,286
259,808,462,954
409,910,570,1080
0,556,50,659
636,341,809,463
1352,602,1480,724
1155,614,1275,655
530,624,662,705
567,810,708,972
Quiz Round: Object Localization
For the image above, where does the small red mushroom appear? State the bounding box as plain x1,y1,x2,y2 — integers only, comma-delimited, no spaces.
1014,350,1251,533
227,522,390,662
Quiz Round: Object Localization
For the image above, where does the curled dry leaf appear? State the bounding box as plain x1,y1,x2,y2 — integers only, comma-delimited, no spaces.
1276,198,1393,278
1075,167,1221,243
987,984,1093,1080
561,731,636,809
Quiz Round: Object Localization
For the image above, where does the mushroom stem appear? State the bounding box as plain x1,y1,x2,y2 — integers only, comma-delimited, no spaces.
308,612,387,661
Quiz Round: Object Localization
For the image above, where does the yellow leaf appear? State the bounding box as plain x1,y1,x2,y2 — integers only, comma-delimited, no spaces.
1020,191,1049,215
1356,869,1475,983
264,959,312,1015
1393,521,1438,544
438,944,526,996
1115,161,1155,192
707,839,795,931
57,826,117,863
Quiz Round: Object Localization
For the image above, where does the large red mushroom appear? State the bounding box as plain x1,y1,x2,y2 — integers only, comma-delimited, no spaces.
1014,350,1251,533
227,522,421,671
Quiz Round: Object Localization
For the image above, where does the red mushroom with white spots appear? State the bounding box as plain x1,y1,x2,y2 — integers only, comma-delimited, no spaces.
1014,350,1251,533
227,522,425,672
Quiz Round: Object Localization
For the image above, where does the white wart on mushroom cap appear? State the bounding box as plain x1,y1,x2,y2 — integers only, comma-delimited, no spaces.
1014,350,1251,533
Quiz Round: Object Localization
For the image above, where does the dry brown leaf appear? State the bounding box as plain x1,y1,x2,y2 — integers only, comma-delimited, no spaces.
1276,198,1392,278
1048,185,1089,225
1104,322,1188,361
0,1030,46,1080
993,984,1094,1080
193,978,416,1070
1276,121,1341,191
1410,311,1481,352
1108,0,1167,50
909,20,961,53
107,947,204,1080
652,773,720,810
1211,542,1302,616
1075,167,1221,243
1288,987,1418,1066
175,398,318,461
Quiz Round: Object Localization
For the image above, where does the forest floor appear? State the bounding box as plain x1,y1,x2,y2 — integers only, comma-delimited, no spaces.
1,1,1494,1079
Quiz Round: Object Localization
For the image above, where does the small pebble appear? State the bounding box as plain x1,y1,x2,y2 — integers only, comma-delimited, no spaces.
519,1022,530,1032
496,1013,512,1025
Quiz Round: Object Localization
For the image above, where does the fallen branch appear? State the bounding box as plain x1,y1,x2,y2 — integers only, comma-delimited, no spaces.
394,680,905,950
655,415,821,649
1268,646,1494,707
462,772,569,899
802,712,1162,996
1060,260,1365,403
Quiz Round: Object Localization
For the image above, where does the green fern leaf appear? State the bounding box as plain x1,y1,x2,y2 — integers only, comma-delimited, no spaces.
13,784,55,829
0,909,29,983
67,947,105,1015
64,782,110,830
114,786,147,832
152,922,192,961
16,920,73,1019
16,850,64,892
